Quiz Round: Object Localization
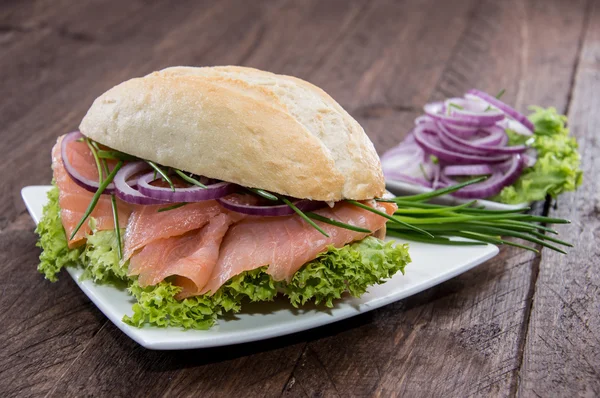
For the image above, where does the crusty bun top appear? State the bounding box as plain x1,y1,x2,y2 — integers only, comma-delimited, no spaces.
79,66,385,201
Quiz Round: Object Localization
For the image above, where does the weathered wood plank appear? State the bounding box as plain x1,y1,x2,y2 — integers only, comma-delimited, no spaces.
283,0,589,396
519,1,600,395
0,0,593,396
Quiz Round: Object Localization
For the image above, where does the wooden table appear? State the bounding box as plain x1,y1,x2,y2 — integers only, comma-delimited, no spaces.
1,0,598,396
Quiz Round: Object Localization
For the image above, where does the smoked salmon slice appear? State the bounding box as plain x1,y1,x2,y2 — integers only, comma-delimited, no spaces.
52,136,131,248
129,212,244,299
199,201,397,295
122,200,225,262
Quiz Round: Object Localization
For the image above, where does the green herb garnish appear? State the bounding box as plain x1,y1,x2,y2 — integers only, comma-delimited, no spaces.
174,170,207,188
146,161,175,192
69,160,124,240
280,197,329,237
97,150,138,161
248,188,279,201
85,138,104,183
346,200,434,238
381,179,571,253
305,212,372,234
83,140,123,259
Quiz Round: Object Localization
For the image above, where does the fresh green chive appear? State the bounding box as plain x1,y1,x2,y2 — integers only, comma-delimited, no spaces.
280,197,329,237
397,177,487,202
450,231,539,253
97,150,138,161
448,102,464,110
386,230,486,246
70,161,124,240
174,170,207,188
146,161,175,192
305,212,372,234
496,88,506,99
248,188,279,201
157,202,188,213
110,194,122,259
394,201,477,215
85,138,104,185
346,200,434,238
529,231,573,247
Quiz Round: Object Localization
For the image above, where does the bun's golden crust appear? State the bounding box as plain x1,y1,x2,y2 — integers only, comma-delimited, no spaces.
80,66,385,201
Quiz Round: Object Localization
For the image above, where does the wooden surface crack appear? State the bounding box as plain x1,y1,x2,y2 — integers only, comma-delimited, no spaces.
280,343,308,396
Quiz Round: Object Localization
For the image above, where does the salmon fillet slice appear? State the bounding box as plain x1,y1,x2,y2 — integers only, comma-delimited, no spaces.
122,200,225,261
199,201,397,295
52,136,131,248
129,212,243,299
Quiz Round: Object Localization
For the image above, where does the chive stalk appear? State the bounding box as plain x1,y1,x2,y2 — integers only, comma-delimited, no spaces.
70,161,124,240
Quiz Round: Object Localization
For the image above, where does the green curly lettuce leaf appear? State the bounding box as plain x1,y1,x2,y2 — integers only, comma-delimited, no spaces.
36,186,411,329
285,238,410,307
36,183,83,281
80,221,128,283
123,267,277,330
495,106,583,204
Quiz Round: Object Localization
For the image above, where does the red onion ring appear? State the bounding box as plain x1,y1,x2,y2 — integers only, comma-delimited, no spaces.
437,122,526,154
217,196,326,216
61,131,115,195
442,123,480,138
470,126,508,147
413,124,511,164
467,89,535,133
444,164,493,176
442,155,524,199
424,102,504,127
137,172,236,202
114,162,169,205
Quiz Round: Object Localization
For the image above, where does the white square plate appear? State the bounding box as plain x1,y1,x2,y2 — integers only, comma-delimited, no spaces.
22,185,499,350
385,179,529,211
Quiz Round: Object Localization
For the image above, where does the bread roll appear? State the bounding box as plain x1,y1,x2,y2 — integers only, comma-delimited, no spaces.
80,66,384,201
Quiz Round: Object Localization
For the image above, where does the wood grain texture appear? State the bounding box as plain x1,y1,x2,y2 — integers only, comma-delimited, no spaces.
0,0,596,397
519,1,600,396
284,1,590,396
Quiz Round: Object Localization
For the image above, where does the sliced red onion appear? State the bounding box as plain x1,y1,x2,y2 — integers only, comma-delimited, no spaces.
137,172,236,202
217,195,326,216
444,97,489,113
444,155,524,199
382,133,436,184
504,118,534,136
424,102,504,127
467,89,535,133
61,131,115,195
414,115,434,125
382,90,539,199
437,122,527,154
384,170,433,188
114,162,169,205
443,123,480,138
470,126,508,147
413,124,511,164
444,164,493,176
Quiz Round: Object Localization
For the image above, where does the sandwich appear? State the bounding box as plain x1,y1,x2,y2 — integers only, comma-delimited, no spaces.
36,66,411,329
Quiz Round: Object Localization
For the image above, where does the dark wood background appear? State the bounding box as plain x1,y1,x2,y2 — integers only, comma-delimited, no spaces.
1,0,598,396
